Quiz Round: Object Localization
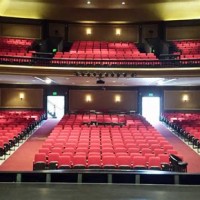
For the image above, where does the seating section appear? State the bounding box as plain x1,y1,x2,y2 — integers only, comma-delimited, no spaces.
0,37,35,59
161,112,200,152
173,40,200,60
52,41,158,65
33,113,186,171
0,110,45,159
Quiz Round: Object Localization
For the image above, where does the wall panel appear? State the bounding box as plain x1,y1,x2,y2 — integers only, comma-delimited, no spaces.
1,23,41,38
68,24,139,42
0,88,43,109
164,90,200,110
166,26,200,41
69,90,137,112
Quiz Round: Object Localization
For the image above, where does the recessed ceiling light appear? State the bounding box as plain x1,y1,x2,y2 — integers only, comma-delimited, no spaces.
86,81,90,83
122,1,125,5
87,1,91,5
45,78,52,84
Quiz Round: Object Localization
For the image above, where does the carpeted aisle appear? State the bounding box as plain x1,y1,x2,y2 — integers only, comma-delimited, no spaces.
0,119,59,171
153,121,200,173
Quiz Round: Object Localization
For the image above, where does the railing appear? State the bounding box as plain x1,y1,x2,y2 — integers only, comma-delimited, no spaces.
0,170,200,185
1,55,200,68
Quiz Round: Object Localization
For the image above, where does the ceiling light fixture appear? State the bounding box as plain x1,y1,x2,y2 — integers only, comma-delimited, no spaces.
87,1,91,5
45,78,52,84
34,76,54,84
122,1,125,5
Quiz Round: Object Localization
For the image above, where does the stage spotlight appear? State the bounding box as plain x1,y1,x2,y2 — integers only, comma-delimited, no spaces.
131,73,136,77
99,73,103,78
117,73,120,78
87,72,91,77
104,73,109,77
93,72,96,77
111,72,115,77
123,73,127,77
81,72,85,76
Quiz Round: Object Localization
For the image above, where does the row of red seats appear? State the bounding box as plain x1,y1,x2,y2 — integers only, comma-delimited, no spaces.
71,41,137,49
0,110,45,159
0,37,34,59
55,115,150,127
33,153,170,170
173,40,200,58
33,114,182,171
0,37,33,47
54,53,157,59
161,112,200,152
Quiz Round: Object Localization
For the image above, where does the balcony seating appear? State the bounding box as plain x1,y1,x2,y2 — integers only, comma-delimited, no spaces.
173,40,200,61
0,37,34,61
52,41,158,66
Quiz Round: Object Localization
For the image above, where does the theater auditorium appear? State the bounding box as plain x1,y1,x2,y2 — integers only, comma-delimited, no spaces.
0,0,200,199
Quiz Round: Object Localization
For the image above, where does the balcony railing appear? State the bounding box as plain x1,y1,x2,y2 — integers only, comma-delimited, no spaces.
1,55,200,68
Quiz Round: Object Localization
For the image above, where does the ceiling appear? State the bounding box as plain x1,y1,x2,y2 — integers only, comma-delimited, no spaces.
0,0,200,23
0,74,200,87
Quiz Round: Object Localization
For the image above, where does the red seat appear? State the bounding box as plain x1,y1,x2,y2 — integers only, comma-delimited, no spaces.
33,153,46,170
72,155,87,169
148,157,161,170
117,156,132,169
47,153,60,169
102,156,117,169
87,155,102,169
132,156,147,170
58,155,72,169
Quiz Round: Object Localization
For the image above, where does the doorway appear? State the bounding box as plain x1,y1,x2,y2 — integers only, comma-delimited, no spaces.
47,96,65,119
142,97,160,123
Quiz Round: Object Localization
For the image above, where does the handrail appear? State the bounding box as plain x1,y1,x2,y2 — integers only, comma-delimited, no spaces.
1,55,200,68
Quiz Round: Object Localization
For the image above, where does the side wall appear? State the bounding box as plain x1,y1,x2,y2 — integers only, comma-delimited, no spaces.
0,23,41,39
0,86,200,113
164,90,200,111
0,88,43,109
166,25,200,41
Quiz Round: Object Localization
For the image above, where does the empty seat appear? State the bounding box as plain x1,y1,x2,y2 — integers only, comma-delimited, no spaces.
87,156,102,169
58,155,72,169
132,156,147,170
72,155,87,169
102,156,117,169
33,153,46,170
148,157,161,170
47,153,60,169
117,156,132,169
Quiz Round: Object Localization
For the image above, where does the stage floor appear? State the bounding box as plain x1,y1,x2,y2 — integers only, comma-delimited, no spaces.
0,183,200,200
